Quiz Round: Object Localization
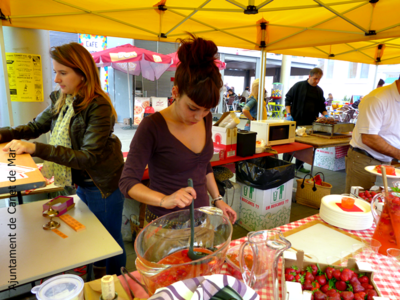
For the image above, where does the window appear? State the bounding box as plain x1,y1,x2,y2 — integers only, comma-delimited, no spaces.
327,60,334,78
348,62,357,78
360,64,369,78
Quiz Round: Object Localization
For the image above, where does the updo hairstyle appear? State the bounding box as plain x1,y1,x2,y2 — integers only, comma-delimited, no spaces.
174,34,223,109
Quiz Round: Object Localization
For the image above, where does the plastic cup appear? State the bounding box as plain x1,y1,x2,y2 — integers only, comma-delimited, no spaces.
341,196,355,209
387,248,400,267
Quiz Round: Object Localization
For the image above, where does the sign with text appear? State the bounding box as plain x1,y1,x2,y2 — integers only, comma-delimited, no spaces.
6,53,44,102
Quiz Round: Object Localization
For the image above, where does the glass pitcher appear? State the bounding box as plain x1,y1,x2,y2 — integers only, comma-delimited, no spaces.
371,191,400,255
239,230,291,299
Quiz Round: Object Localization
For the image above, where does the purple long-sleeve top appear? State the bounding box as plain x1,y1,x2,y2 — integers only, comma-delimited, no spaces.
119,112,214,217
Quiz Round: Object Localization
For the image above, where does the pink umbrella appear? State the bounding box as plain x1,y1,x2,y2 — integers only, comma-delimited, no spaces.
92,44,173,81
166,52,226,72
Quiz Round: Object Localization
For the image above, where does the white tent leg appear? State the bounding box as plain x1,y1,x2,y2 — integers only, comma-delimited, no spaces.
0,22,14,126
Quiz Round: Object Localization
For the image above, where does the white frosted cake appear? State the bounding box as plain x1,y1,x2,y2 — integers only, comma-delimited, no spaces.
320,195,373,230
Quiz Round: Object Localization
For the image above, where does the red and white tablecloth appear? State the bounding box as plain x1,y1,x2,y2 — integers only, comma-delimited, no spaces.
221,214,400,300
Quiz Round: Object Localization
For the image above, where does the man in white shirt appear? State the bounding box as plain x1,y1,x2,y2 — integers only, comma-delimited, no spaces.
345,80,400,193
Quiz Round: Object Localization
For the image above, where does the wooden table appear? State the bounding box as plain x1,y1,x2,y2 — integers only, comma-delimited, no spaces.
0,195,122,291
294,135,352,175
0,143,46,204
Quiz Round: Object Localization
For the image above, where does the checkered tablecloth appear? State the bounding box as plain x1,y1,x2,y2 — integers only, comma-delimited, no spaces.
221,214,400,300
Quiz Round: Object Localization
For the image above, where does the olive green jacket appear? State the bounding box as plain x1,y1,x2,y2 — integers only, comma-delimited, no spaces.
0,91,124,198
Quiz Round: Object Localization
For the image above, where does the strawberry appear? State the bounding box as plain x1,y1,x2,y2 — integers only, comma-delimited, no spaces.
305,271,315,282
295,274,304,283
311,281,320,291
340,268,353,281
354,292,366,300
358,192,365,198
335,280,347,291
325,266,335,279
320,284,330,293
358,275,369,284
364,190,371,198
285,274,295,281
361,282,373,290
333,269,341,280
316,274,327,286
307,265,318,276
327,296,340,300
341,291,355,300
366,289,378,300
285,267,296,275
326,289,340,297
370,191,377,197
313,291,327,300
303,279,313,290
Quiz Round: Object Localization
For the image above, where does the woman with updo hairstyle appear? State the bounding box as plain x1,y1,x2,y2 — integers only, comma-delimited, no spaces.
120,34,237,224
0,42,126,276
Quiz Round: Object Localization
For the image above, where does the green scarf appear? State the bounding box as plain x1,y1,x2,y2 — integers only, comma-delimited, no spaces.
41,95,74,187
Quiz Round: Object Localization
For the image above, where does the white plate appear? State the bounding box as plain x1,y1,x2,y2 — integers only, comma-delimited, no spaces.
364,165,400,178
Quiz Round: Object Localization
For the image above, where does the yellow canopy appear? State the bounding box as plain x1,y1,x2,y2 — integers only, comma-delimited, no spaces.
2,0,400,51
271,37,400,65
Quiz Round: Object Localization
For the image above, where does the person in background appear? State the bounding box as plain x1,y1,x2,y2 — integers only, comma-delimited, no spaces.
326,93,334,106
119,34,236,225
242,86,250,99
351,96,363,109
283,67,328,173
377,79,385,88
242,79,268,130
345,79,400,193
0,43,126,277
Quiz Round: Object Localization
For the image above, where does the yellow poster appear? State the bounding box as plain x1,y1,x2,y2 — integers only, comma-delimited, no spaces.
6,53,44,102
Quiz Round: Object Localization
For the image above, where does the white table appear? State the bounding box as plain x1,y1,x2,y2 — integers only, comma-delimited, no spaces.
0,195,122,291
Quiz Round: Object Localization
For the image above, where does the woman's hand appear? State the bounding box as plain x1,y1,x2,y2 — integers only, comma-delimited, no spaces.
162,187,197,209
3,140,36,155
215,200,237,224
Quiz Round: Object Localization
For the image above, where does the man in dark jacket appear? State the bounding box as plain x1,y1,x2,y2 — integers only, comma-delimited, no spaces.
283,67,328,173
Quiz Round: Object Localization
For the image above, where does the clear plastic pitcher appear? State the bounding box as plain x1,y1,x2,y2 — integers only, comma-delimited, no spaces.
239,230,291,299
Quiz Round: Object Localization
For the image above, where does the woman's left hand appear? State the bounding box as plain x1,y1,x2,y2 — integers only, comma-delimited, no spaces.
3,140,36,155
215,200,237,224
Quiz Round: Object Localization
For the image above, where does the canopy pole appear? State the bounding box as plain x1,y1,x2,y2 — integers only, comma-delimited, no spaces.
127,62,132,120
0,22,14,126
257,48,267,121
372,64,379,91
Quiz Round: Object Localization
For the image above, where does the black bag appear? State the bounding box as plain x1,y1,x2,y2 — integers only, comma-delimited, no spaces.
236,156,295,190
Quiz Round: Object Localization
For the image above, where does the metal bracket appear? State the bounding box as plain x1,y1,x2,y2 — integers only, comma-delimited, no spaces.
158,5,167,11
160,33,167,38
244,5,258,14
369,0,379,3
365,30,376,36
0,9,7,20
329,54,335,57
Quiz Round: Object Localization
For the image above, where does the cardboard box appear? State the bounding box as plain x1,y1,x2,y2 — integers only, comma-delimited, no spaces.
282,251,381,300
314,145,349,171
238,179,294,231
212,112,238,159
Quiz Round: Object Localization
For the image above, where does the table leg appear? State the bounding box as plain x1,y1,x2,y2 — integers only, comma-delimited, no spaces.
17,191,23,205
310,148,316,176
86,263,93,282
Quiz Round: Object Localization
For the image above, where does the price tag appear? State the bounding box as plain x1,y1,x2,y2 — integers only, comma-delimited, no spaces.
52,229,68,239
59,214,86,232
